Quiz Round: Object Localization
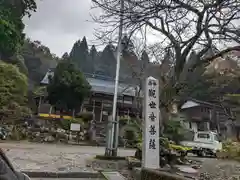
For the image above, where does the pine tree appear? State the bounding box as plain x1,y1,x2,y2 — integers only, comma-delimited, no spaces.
62,52,69,60
69,40,81,67
78,37,89,72
89,45,98,73
69,37,90,73
97,44,116,77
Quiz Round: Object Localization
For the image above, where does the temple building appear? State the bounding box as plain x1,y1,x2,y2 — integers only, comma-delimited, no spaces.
36,70,141,122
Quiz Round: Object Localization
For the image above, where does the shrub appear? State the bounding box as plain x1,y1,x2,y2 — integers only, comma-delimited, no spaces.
221,139,240,159
164,120,186,144
61,118,84,130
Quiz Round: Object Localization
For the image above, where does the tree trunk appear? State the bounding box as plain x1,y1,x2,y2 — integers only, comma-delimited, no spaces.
160,107,169,136
236,126,240,142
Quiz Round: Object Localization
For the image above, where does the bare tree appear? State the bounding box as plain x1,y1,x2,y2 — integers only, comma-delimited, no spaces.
92,0,240,121
92,0,240,75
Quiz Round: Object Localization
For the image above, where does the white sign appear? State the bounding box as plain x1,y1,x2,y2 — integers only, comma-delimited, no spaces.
142,76,160,169
70,123,81,131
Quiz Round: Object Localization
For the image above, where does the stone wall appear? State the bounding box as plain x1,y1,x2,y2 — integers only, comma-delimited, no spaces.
141,168,187,180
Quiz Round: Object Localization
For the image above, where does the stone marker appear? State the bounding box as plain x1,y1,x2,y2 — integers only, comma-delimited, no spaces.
142,76,160,169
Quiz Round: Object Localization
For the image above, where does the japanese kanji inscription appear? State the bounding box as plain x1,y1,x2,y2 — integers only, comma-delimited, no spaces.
142,76,160,169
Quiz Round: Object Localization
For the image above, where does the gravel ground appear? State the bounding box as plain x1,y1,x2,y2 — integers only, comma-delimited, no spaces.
1,142,135,172
199,158,240,180
1,142,240,179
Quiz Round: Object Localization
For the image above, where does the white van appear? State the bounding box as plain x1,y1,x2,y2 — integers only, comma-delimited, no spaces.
180,131,222,157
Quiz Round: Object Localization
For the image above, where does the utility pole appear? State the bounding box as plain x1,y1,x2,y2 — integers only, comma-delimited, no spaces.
105,0,124,157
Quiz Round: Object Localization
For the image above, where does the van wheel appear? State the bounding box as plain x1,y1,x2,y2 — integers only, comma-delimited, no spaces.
197,150,206,157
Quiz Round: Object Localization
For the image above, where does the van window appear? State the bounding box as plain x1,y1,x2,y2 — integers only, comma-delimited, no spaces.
197,133,210,139
214,135,219,141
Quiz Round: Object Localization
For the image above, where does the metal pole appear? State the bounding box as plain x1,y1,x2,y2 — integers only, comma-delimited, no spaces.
111,0,124,157
105,114,113,156
113,113,120,156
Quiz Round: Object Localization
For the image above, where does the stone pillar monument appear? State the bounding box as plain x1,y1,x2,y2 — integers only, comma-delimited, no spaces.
142,76,160,169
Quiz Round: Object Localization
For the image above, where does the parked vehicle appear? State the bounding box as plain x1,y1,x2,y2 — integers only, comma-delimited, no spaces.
0,127,7,140
180,131,222,157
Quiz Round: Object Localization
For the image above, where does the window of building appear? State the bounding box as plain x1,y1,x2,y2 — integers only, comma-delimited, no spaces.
201,107,210,113
189,122,192,129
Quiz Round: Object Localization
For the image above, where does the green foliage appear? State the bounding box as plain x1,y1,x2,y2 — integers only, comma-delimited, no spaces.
0,102,31,124
33,86,47,97
70,37,90,73
0,10,23,57
8,54,28,75
0,61,28,107
221,139,240,160
97,44,116,76
61,118,84,130
89,45,98,73
47,60,91,111
163,119,185,144
0,61,31,123
78,112,93,123
0,0,37,57
21,40,58,85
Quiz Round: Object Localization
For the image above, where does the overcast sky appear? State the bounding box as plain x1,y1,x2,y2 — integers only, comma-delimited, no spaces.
23,0,98,57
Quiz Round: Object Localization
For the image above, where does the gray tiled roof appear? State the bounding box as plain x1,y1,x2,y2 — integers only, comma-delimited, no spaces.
41,70,137,97
87,77,136,96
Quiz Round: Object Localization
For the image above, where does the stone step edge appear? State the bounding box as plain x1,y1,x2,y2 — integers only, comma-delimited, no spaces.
21,171,101,178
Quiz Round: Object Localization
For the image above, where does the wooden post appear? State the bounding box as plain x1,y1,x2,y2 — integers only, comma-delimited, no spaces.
38,96,42,114
127,109,130,124
93,100,95,119
100,101,103,122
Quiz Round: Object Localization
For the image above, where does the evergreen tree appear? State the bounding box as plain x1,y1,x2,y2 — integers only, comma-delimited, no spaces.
69,37,89,73
47,61,91,112
89,45,98,73
79,36,89,72
97,44,116,77
62,52,69,60
69,40,81,66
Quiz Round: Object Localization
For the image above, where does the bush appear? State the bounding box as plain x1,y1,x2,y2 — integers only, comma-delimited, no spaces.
61,118,84,130
221,139,240,159
125,130,135,141
164,120,185,144
120,122,141,148
77,112,93,123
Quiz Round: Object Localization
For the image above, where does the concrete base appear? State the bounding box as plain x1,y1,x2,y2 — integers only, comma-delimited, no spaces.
21,171,101,178
86,158,128,171
132,167,141,180
133,166,200,180
86,158,134,179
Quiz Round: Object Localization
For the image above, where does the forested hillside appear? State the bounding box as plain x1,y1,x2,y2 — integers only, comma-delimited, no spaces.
63,36,152,83
1,0,240,106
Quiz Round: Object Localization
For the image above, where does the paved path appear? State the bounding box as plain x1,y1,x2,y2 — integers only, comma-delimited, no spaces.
31,178,104,180
3,142,240,179
1,142,135,172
